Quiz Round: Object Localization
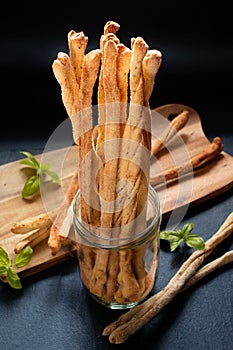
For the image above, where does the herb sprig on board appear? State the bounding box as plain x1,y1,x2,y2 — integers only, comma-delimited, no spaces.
20,151,60,198
0,246,33,289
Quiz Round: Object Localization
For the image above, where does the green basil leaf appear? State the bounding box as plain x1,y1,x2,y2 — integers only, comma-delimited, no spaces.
185,234,205,250
14,246,33,268
0,247,10,267
170,238,184,252
20,152,40,170
40,163,51,171
22,175,40,198
19,159,38,169
6,267,22,289
160,230,181,241
43,168,61,185
182,223,194,238
0,265,8,275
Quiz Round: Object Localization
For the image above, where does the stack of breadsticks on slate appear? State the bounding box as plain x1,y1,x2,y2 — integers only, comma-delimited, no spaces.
49,20,162,304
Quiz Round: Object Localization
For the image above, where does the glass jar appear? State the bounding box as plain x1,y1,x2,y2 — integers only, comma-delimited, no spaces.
72,185,161,309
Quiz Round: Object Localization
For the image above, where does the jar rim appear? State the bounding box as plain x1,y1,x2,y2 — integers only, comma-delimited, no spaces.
72,185,161,249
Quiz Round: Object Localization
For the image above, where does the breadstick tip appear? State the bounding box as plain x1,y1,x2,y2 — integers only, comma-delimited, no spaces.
213,136,222,145
57,52,70,65
104,21,120,35
131,36,149,50
147,49,162,59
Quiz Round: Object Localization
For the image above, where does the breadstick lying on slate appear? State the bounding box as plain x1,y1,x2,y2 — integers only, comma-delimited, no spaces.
103,211,233,344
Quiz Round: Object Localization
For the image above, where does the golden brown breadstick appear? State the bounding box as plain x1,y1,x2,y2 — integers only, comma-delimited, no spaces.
104,21,120,35
129,37,148,104
142,49,162,103
181,250,233,291
117,37,149,186
14,225,51,254
67,30,88,86
150,137,224,185
151,110,189,155
78,49,101,225
113,37,150,302
52,52,79,120
90,39,121,297
48,168,79,255
116,44,131,125
11,210,57,234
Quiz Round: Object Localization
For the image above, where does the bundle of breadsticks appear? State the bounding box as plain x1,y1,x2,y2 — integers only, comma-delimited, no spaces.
47,20,162,304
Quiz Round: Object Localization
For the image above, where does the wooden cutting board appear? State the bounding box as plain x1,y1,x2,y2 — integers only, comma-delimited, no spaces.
1,103,233,281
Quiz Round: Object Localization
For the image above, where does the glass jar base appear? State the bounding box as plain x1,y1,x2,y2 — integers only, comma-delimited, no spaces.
88,291,144,309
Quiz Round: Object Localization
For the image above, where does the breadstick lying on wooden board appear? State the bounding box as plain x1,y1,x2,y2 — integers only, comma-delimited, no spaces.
150,136,224,185
14,225,51,254
11,209,58,234
151,109,189,155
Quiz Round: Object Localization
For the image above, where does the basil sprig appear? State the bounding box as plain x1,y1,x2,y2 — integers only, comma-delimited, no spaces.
0,246,33,289
160,223,205,252
20,151,60,198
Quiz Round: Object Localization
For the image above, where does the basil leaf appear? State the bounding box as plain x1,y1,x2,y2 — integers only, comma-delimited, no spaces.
185,234,205,250
170,238,184,252
0,265,8,274
19,151,61,198
22,175,40,198
6,267,22,289
43,168,61,185
19,159,38,169
0,247,10,267
182,223,194,238
40,163,51,171
15,246,33,268
160,230,181,241
20,152,40,170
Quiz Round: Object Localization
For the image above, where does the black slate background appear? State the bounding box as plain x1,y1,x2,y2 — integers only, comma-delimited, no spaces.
1,1,233,140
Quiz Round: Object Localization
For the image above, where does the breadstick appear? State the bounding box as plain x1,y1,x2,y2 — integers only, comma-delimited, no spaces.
150,137,224,185
105,251,120,302
14,225,51,254
151,110,189,155
52,52,79,118
103,212,233,344
129,37,148,104
117,37,149,193
141,50,162,152
78,49,101,225
113,37,150,302
181,250,233,291
116,44,131,125
67,30,88,86
104,21,120,35
116,45,161,213
11,209,58,234
90,39,121,298
96,31,120,157
48,167,79,255
73,49,102,287
142,49,162,103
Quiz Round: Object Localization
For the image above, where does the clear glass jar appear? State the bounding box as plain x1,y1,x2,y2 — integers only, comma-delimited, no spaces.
72,185,161,309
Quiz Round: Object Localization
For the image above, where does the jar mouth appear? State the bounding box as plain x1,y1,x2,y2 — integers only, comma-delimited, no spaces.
72,185,161,249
